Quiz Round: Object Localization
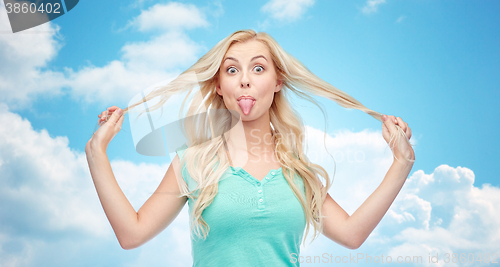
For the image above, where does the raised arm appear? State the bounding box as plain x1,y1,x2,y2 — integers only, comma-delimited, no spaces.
320,114,414,249
86,106,187,250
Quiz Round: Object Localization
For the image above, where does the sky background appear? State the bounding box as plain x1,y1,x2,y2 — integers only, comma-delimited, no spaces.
0,0,499,266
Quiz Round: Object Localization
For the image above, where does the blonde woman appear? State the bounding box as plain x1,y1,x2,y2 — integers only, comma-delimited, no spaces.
86,29,415,266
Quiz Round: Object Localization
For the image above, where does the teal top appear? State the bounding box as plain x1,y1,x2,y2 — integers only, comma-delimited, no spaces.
176,145,307,267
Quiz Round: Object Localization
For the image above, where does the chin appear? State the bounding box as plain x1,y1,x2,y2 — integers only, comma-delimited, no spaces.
239,114,253,121
239,111,266,123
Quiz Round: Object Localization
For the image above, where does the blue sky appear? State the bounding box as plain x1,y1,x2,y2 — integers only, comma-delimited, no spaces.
1,0,499,266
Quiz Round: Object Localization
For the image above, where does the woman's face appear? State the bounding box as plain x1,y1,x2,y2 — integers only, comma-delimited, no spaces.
217,39,283,122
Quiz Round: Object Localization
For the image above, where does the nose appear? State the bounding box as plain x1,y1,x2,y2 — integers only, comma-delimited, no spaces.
240,72,250,88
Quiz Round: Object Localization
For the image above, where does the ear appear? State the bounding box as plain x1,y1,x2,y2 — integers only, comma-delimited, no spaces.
215,77,222,96
275,79,283,93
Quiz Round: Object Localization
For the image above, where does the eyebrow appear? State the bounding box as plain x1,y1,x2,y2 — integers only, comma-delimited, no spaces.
223,55,268,63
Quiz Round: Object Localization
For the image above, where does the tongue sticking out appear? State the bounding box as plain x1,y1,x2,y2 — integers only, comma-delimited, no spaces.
237,99,255,115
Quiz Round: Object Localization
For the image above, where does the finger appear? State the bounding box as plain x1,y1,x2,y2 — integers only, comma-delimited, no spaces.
382,121,389,134
107,106,120,112
115,112,125,130
407,125,412,139
382,122,390,140
383,115,398,133
99,111,108,121
110,107,123,123
102,111,109,123
396,117,406,132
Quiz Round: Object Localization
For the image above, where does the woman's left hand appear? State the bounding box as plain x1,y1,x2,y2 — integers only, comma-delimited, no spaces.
381,115,415,162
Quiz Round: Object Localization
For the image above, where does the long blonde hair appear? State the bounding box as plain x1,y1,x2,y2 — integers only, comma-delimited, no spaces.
123,29,413,245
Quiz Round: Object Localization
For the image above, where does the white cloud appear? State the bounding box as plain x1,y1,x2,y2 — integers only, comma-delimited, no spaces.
383,166,500,265
1,108,498,266
0,4,67,109
396,15,406,23
299,127,499,266
121,31,202,71
361,0,386,14
65,31,204,105
261,0,315,22
0,2,207,109
63,2,208,107
304,126,394,214
0,103,107,265
0,104,107,237
0,104,191,266
64,2,208,107
126,2,208,32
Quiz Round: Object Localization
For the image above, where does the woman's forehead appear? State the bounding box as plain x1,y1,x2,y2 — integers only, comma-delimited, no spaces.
224,40,271,61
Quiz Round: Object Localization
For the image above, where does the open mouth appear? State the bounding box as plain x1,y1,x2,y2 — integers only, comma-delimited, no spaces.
237,96,256,115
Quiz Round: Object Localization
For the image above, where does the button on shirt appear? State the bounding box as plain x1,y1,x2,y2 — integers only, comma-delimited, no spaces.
176,145,307,267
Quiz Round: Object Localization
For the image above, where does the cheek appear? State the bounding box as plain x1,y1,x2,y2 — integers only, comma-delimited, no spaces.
219,77,238,94
255,77,277,97
218,80,237,107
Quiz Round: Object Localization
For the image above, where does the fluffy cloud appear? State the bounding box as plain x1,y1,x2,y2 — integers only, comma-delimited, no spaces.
261,0,315,22
300,126,499,267
383,166,500,266
304,126,394,214
1,109,498,266
0,104,189,266
65,3,207,107
0,2,207,109
65,30,203,105
361,0,386,14
0,4,67,109
0,103,106,265
125,2,208,32
0,104,107,237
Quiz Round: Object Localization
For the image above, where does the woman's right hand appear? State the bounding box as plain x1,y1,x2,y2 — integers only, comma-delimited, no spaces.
86,106,125,154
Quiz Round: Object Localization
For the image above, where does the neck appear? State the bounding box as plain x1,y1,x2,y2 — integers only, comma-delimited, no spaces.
225,111,275,155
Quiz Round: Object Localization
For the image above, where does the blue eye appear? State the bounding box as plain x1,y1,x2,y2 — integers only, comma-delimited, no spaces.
227,67,237,74
254,65,264,73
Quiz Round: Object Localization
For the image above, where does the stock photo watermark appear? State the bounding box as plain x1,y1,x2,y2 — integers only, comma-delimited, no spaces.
290,252,499,264
247,128,366,164
3,0,79,33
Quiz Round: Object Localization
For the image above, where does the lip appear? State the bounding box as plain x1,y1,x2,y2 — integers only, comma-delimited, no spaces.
237,95,256,101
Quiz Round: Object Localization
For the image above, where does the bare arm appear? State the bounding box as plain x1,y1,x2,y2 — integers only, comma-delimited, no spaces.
321,114,414,249
321,160,413,249
86,106,187,250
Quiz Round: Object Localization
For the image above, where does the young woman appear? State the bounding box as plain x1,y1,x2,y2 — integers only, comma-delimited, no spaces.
86,29,415,266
